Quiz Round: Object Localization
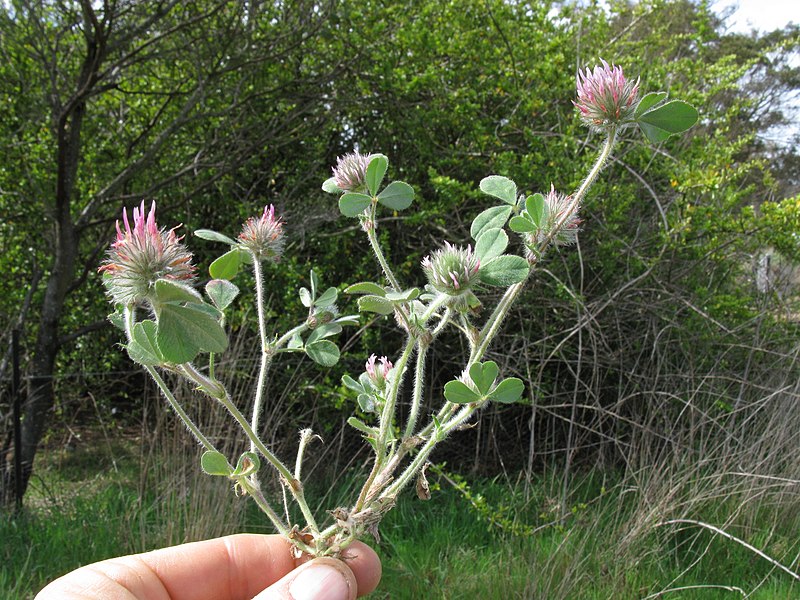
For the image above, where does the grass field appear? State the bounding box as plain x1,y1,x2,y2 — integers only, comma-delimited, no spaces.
2,428,799,599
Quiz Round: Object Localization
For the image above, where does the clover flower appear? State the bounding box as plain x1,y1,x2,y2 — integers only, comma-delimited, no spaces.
332,151,374,192
238,204,285,262
365,354,393,390
574,59,640,130
422,242,481,297
99,201,195,306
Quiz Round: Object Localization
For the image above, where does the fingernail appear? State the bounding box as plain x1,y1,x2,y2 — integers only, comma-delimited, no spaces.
289,562,351,600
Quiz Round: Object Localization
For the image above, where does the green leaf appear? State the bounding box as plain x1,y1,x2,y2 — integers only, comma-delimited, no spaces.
508,215,536,233
366,154,388,196
126,335,163,367
444,380,482,404
206,279,239,311
377,181,414,211
637,100,699,143
469,361,499,395
634,91,668,118
231,452,260,477
306,322,342,344
310,270,320,298
194,229,236,245
348,416,378,436
479,175,517,205
322,177,341,194
470,205,512,240
357,394,376,413
357,295,395,315
305,340,340,366
201,451,231,476
339,192,372,217
130,320,164,364
479,255,530,286
525,194,547,228
157,303,228,363
490,377,524,404
154,279,201,304
342,374,365,394
299,287,312,308
334,315,361,327
209,249,244,280
384,287,420,302
108,306,126,331
475,228,508,263
287,333,303,349
345,282,386,296
315,287,338,308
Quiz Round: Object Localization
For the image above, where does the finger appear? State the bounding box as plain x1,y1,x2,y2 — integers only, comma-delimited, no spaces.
253,557,356,600
36,534,298,600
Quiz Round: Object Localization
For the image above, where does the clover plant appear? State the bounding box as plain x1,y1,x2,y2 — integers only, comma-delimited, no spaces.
100,60,697,557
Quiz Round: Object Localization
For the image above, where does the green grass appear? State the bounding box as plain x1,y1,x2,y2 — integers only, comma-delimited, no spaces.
2,439,799,599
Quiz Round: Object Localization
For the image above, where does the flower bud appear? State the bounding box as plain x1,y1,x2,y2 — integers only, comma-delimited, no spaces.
99,201,195,306
574,59,640,131
365,354,393,391
421,242,481,308
332,151,373,192
238,204,285,262
525,185,581,250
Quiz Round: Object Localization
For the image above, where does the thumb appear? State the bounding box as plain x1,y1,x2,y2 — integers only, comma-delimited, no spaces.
253,557,358,600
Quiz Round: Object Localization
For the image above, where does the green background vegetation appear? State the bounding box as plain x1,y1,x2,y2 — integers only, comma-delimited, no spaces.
1,0,799,597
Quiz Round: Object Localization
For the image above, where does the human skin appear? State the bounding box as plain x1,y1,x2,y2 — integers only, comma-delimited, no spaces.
35,534,382,600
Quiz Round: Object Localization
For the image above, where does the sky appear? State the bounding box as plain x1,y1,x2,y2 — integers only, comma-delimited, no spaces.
712,0,800,33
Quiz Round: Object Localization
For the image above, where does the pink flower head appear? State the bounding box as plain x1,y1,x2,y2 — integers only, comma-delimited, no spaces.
365,354,393,389
421,242,481,297
332,151,374,192
99,201,195,306
238,204,285,262
574,59,640,130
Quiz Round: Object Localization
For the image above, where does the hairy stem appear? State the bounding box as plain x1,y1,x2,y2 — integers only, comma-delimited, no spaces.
249,255,273,454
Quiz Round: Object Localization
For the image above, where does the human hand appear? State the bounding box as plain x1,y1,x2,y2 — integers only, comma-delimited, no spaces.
35,533,381,600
